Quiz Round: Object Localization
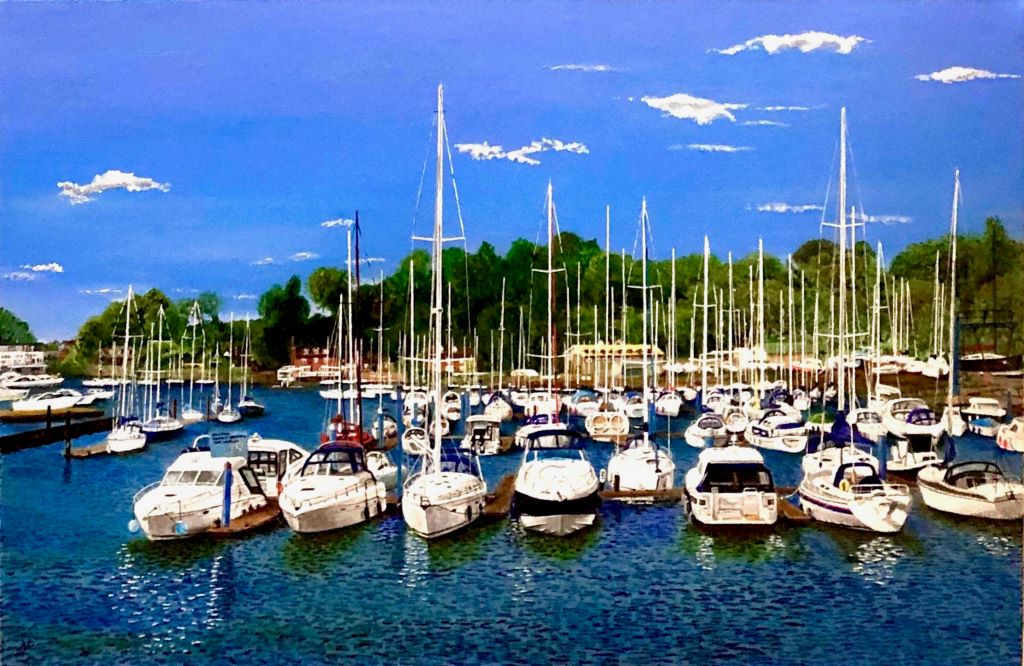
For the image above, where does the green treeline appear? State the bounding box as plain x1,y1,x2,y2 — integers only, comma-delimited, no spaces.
60,217,1022,375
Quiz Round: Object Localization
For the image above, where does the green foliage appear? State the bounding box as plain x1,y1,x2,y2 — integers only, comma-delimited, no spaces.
258,275,310,365
0,307,36,344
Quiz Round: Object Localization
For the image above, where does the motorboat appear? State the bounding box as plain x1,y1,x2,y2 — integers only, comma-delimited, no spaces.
584,402,630,442
402,426,429,456
132,436,268,540
0,372,63,389
745,410,807,454
245,433,310,497
967,417,1001,438
365,450,399,491
511,428,600,536
961,397,1006,438
483,392,514,422
402,446,487,539
565,389,600,417
622,392,645,419
848,407,886,443
11,389,83,412
605,433,675,498
279,442,388,533
881,398,945,441
684,445,777,528
441,390,463,422
799,413,911,533
684,412,727,449
996,418,1024,453
0,387,29,402
514,414,570,450
654,390,683,417
83,387,114,402
238,394,266,417
918,461,1024,520
106,417,147,454
460,415,505,455
524,391,560,418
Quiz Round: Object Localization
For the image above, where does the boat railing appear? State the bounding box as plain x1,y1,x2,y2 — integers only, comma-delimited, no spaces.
293,477,381,510
851,482,909,496
132,481,161,505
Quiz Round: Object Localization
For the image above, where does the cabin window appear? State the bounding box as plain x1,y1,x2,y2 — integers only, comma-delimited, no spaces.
161,471,183,485
195,470,221,486
290,450,304,464
176,470,200,485
697,463,773,494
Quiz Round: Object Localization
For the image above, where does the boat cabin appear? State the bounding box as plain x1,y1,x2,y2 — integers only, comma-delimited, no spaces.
693,447,775,495
940,461,1006,489
299,444,371,478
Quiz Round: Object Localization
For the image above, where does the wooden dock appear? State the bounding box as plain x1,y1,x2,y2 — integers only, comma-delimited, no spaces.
0,415,113,454
66,439,117,458
483,473,516,517
599,487,686,501
207,500,282,537
776,492,810,524
0,407,104,423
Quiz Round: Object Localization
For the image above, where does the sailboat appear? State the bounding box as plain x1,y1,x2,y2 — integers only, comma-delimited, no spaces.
106,286,147,453
401,84,488,539
237,314,265,416
604,199,675,497
140,306,185,441
217,314,242,423
179,301,206,424
684,237,724,448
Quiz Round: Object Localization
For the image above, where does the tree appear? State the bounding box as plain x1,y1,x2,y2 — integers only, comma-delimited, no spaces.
0,307,35,344
307,267,347,315
258,275,310,365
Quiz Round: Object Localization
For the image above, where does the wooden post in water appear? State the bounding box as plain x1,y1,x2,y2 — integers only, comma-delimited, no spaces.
46,405,52,433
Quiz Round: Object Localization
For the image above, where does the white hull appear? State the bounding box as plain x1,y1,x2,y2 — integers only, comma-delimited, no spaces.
747,433,806,454
281,494,384,533
402,472,487,539
106,429,147,453
799,481,910,533
520,513,595,536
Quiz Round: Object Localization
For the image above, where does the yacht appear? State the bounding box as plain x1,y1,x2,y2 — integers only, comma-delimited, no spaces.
460,414,505,455
483,392,514,422
279,442,387,533
799,414,911,533
654,390,683,417
0,372,63,389
918,461,1024,520
684,445,777,528
684,412,727,448
402,426,429,456
402,444,488,539
245,433,310,497
441,390,463,422
0,387,29,402
584,401,630,442
141,409,186,441
881,397,945,440
106,417,147,454
996,418,1024,453
848,407,886,443
132,436,268,540
512,428,600,535
565,389,600,417
745,410,807,454
605,434,675,498
11,389,82,412
514,414,570,450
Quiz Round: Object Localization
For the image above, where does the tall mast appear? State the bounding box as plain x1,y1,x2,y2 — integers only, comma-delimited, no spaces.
640,199,650,437
670,248,677,387
701,236,710,396
546,181,556,396
727,252,734,384
758,238,765,398
353,210,364,433
787,254,794,389
118,286,134,419
946,170,961,424
431,83,445,470
408,258,415,386
837,106,848,412
226,312,234,408
498,277,506,391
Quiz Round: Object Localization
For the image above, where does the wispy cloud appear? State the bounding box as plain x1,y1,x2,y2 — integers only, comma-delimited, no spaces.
711,31,868,56
545,64,616,73
740,119,788,127
234,293,258,301
2,272,36,282
57,169,170,205
251,257,276,266
79,287,125,296
915,66,1021,84
858,213,913,224
641,93,746,125
455,137,589,166
289,251,319,262
759,105,815,112
359,257,385,265
20,262,64,273
677,144,754,153
321,218,354,228
757,202,824,213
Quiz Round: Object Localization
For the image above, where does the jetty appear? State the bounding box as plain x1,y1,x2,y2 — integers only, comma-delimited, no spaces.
207,500,283,538
0,411,112,454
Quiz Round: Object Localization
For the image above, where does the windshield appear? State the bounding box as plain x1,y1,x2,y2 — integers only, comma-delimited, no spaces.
697,463,773,493
301,449,363,477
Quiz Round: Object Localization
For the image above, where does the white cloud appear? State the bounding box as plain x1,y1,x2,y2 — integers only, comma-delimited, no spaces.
321,218,354,228
79,287,125,296
235,293,258,301
915,66,1021,84
740,119,788,127
359,257,385,265
251,257,276,266
680,144,754,153
546,64,615,73
640,93,747,125
757,202,824,213
2,271,36,282
711,31,867,56
289,251,319,262
20,262,64,273
56,169,170,205
859,213,912,224
455,137,589,167
759,105,814,112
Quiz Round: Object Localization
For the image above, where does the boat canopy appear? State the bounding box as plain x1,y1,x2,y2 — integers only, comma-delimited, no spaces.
301,444,367,476
435,446,482,476
525,428,586,450
807,411,873,453
695,462,773,494
943,461,1004,484
832,462,882,489
906,408,938,426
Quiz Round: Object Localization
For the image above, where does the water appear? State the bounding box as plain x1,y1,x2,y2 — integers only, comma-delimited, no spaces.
2,385,1021,665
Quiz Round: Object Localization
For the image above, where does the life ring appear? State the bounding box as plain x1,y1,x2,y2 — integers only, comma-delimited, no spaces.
838,479,851,493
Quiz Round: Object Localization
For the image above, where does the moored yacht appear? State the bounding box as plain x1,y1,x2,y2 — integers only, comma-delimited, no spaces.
684,412,727,448
11,388,82,412
605,433,674,498
745,410,807,454
684,445,777,528
512,428,600,536
460,414,505,455
245,433,309,497
918,461,1024,520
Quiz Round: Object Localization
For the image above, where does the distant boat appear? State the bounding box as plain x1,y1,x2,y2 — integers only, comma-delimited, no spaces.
106,286,146,454
11,388,82,412
237,315,265,417
217,313,243,424
0,372,63,389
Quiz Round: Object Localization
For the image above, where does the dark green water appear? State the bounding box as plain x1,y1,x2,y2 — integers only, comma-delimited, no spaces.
2,385,1021,665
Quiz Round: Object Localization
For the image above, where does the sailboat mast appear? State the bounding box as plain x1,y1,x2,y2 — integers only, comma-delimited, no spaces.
701,236,710,396
353,211,364,432
498,277,506,391
547,181,556,395
640,199,650,437
946,170,960,426
837,106,848,412
431,83,446,470
119,286,134,418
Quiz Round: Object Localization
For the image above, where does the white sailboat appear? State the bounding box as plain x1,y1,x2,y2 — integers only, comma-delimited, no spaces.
180,301,206,425
237,314,265,416
107,286,147,453
401,84,487,539
140,306,185,441
217,313,242,423
684,236,720,448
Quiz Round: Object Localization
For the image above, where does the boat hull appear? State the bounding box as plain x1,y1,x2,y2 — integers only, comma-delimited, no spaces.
918,473,1024,520
512,490,601,536
281,495,385,533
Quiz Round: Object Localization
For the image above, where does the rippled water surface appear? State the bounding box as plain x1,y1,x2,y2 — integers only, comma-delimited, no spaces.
2,384,1021,664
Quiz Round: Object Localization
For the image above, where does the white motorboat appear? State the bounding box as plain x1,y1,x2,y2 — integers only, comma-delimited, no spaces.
514,414,570,450
605,434,675,498
0,372,63,389
848,408,886,443
279,442,387,533
881,398,945,441
961,397,1006,438
0,387,29,402
799,419,911,533
745,411,807,454
684,412,727,449
441,390,463,421
370,410,399,442
402,426,429,456
684,445,777,528
967,417,1001,438
512,428,600,536
483,393,514,422
460,415,505,455
245,433,310,497
996,418,1024,453
654,391,683,417
132,437,268,540
11,389,82,412
918,461,1024,520
524,390,560,418
584,402,630,441
84,387,114,402
366,450,399,491
565,390,600,417
622,392,645,419
106,418,147,454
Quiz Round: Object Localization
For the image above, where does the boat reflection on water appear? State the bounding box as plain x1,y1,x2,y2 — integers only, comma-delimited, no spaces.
919,502,1019,558
115,542,235,656
124,533,227,570
511,520,600,562
678,529,797,570
821,529,920,588
280,522,371,576
423,518,504,572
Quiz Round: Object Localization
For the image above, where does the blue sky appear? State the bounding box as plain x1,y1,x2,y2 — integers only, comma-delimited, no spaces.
1,1,1021,339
